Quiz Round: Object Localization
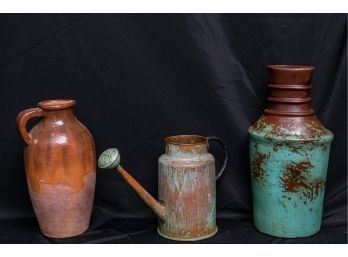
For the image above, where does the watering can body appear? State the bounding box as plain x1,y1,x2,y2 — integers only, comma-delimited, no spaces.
157,136,217,240
98,135,227,241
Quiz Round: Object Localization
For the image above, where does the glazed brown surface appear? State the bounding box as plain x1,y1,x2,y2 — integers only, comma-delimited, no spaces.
19,100,96,194
17,99,96,238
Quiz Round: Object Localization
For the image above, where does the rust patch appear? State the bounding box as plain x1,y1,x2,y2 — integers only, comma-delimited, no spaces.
302,140,329,152
280,161,325,202
176,144,207,154
302,180,326,201
305,120,330,140
273,141,302,154
252,152,270,184
266,124,289,140
272,142,282,151
165,135,208,154
158,157,217,240
297,140,329,152
280,161,313,192
248,116,268,133
249,115,332,142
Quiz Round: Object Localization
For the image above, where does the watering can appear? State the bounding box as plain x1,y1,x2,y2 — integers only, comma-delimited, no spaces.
98,135,228,241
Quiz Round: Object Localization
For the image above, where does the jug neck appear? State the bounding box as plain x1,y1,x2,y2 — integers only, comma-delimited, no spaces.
38,99,76,121
265,65,315,117
165,135,208,157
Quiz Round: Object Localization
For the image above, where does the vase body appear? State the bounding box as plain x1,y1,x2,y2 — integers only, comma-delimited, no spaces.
17,100,96,238
158,135,218,241
248,66,333,238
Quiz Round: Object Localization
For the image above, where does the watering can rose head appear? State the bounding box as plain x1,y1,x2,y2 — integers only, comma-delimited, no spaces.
97,147,167,222
98,148,121,169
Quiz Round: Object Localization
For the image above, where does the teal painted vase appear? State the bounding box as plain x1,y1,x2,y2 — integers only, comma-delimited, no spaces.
248,65,333,238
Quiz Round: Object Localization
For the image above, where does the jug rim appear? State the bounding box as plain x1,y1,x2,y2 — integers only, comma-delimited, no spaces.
268,65,314,71
165,135,207,146
38,99,76,110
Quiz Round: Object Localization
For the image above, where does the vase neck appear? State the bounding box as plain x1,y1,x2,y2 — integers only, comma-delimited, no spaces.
264,65,315,116
38,99,76,121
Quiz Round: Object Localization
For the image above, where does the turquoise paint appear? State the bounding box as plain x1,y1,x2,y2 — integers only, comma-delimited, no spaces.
249,120,333,238
206,193,216,227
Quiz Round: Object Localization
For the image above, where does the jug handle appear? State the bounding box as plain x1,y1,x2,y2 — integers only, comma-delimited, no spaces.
16,108,43,145
207,136,228,180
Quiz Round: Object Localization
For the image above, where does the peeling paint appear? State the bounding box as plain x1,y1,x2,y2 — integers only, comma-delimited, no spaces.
279,161,326,202
251,152,270,184
249,122,332,238
249,115,333,142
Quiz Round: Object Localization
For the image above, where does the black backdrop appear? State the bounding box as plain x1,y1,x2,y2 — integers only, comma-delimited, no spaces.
0,14,346,243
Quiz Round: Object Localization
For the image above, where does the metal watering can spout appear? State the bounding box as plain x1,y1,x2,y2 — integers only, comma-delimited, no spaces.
98,148,166,221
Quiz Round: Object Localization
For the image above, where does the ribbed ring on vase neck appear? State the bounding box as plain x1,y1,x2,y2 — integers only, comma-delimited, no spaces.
264,65,315,116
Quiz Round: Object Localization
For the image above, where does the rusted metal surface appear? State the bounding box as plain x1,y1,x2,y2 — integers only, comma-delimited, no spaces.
248,65,333,238
17,100,96,238
98,135,228,241
158,135,217,240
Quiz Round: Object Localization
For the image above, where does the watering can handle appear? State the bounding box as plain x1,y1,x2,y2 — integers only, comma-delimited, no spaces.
16,108,44,145
207,136,228,180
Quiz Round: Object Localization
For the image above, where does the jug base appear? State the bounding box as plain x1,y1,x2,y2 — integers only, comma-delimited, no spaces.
41,226,89,239
157,227,218,241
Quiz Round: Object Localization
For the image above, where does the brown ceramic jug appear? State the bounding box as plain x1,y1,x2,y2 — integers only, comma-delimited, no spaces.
16,99,96,238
